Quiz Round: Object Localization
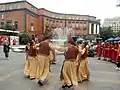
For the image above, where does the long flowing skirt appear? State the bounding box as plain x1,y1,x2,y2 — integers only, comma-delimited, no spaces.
24,56,38,79
62,60,78,86
24,59,30,76
36,54,50,82
77,58,90,82
29,56,38,79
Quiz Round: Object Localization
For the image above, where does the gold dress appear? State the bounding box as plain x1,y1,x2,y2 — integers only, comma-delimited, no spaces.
77,47,90,82
58,45,79,86
36,41,57,82
24,45,38,79
24,44,30,77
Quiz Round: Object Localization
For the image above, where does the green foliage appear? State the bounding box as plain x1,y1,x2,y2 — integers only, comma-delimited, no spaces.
117,31,120,36
19,33,31,45
0,23,12,30
100,27,114,40
4,23,12,30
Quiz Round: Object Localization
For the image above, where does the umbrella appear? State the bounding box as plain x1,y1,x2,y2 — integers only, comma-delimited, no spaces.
77,38,84,41
107,37,114,41
114,36,120,41
76,38,84,44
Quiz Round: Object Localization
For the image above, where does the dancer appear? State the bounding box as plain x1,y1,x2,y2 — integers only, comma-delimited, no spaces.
36,35,57,86
77,41,90,83
58,39,79,88
26,40,38,80
116,41,120,70
24,42,30,77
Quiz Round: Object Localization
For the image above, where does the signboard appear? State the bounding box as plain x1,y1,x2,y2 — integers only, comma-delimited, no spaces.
10,36,19,45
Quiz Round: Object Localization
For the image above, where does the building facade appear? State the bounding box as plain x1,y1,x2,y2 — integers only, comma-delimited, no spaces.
103,17,120,33
0,1,100,38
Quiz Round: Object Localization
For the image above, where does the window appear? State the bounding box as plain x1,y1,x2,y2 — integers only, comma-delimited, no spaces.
68,21,71,23
69,17,71,19
60,21,63,23
1,13,4,20
80,26,82,30
14,21,18,29
1,22,4,27
46,18,49,21
76,22,79,28
72,23,75,28
9,6,12,10
7,21,12,26
31,23,34,31
56,21,59,23
83,27,87,31
80,22,83,24
53,20,55,23
83,22,86,24
72,22,75,23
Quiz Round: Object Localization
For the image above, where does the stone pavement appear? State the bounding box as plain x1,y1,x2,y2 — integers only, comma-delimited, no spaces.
0,49,120,90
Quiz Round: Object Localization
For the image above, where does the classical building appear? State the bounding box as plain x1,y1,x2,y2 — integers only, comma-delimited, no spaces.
103,17,120,33
0,0,100,38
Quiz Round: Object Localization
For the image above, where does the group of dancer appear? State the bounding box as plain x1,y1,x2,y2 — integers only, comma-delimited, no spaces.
97,40,120,70
24,35,90,88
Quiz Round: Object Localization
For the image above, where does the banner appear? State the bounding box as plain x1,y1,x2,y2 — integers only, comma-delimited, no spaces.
10,36,19,45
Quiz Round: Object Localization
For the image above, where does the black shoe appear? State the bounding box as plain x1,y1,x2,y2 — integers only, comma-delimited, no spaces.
78,81,82,83
67,84,73,88
38,80,43,86
62,84,67,88
30,78,35,80
52,62,56,64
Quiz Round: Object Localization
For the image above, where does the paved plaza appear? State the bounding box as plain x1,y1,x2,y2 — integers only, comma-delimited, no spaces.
0,48,120,90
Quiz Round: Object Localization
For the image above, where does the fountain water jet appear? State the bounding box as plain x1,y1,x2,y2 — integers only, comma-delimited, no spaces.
52,27,75,40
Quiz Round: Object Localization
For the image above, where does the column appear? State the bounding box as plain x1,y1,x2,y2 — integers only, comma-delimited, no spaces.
89,23,92,34
93,24,96,34
97,24,100,34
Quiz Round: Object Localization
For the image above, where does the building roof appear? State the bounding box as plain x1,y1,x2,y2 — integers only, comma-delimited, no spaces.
0,0,97,18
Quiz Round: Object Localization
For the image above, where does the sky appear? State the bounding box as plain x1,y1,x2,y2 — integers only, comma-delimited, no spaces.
1,0,120,23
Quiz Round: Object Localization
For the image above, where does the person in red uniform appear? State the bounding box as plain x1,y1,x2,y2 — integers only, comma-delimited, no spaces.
113,41,118,61
109,42,113,60
111,42,115,60
103,41,108,61
102,42,105,60
106,42,110,60
97,40,102,60
116,41,120,70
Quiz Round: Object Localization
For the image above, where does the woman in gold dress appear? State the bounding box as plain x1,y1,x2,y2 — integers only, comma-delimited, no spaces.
24,43,30,77
77,41,90,83
58,39,79,88
26,40,38,80
36,35,57,86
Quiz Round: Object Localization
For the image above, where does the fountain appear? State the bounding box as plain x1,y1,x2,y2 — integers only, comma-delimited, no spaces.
52,27,75,46
52,27,75,40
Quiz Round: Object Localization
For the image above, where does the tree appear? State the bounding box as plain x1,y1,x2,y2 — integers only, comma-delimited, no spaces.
116,31,120,36
4,23,12,30
19,33,31,45
100,27,114,40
